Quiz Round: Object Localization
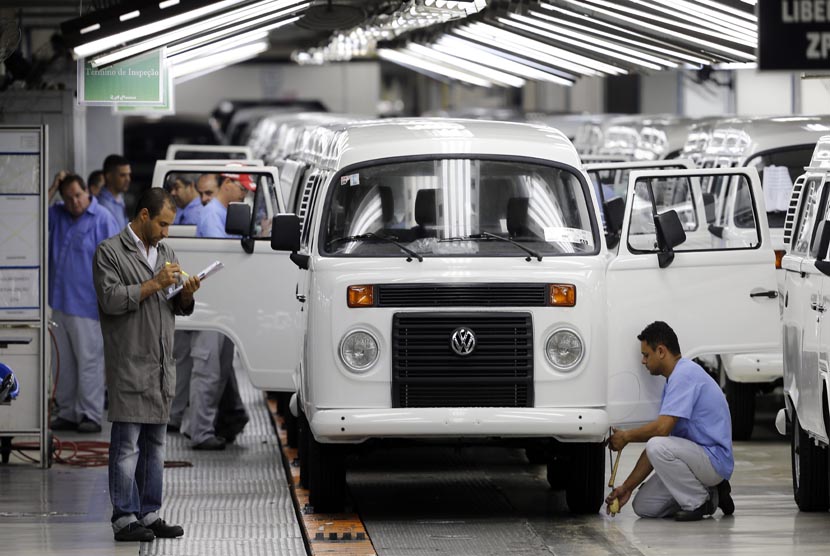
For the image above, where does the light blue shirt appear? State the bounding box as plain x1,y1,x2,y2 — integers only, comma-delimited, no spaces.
97,187,129,230
48,196,120,320
660,357,734,480
196,198,238,239
174,196,204,225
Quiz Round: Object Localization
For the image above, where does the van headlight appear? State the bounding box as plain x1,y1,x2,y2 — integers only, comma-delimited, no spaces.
340,330,379,372
545,329,584,371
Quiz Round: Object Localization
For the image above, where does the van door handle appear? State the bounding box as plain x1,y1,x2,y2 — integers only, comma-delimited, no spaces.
750,290,778,299
811,302,825,313
295,284,305,303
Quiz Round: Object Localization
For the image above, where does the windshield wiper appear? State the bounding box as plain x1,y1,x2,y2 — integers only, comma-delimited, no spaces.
328,232,423,262
468,231,543,262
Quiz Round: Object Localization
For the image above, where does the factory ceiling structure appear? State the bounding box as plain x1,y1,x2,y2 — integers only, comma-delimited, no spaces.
54,0,759,87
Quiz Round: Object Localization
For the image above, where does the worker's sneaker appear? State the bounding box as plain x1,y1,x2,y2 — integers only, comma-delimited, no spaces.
146,518,184,539
77,417,102,433
674,498,715,522
717,480,734,516
114,522,155,542
216,414,249,444
192,436,226,450
49,417,78,431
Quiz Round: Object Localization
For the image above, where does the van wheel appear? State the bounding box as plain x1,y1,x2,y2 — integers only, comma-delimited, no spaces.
307,432,347,513
726,378,756,440
564,442,605,514
791,410,829,511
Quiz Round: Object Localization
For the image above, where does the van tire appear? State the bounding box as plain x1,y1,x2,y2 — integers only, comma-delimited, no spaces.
308,432,347,513
791,410,829,511
726,377,755,440
564,442,605,514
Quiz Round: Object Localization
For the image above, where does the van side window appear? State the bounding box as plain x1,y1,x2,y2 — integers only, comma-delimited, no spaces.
791,177,825,256
249,175,278,239
628,174,759,253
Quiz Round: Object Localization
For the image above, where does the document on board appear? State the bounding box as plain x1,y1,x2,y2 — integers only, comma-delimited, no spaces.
165,260,223,300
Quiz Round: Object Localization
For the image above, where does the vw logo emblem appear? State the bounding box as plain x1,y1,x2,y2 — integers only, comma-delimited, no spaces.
451,327,476,356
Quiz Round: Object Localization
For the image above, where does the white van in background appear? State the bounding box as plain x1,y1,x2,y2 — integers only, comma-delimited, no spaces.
777,135,830,512
165,144,254,160
681,115,830,439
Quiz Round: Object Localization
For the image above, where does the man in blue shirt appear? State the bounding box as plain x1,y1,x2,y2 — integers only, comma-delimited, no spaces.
605,321,735,521
48,174,121,433
182,173,253,449
97,154,132,230
169,174,203,225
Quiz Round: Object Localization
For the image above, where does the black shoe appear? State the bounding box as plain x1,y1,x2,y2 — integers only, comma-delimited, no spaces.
192,436,226,450
77,417,102,433
675,498,715,522
114,522,155,542
216,414,249,444
49,417,78,431
717,480,734,516
146,518,184,539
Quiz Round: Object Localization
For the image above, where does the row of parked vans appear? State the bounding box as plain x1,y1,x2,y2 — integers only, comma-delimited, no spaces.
153,111,830,514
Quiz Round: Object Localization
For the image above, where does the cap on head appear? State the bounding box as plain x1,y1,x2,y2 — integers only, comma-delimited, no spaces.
221,173,255,191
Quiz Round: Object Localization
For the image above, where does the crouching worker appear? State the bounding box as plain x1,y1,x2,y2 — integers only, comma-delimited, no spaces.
605,321,735,522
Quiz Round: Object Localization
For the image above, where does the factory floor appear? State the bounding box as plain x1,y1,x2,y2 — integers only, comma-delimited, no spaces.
2,388,830,556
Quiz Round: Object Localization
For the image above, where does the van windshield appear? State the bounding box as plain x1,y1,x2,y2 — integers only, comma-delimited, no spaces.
321,159,597,258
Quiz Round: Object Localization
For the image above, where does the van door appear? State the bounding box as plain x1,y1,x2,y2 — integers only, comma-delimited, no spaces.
155,163,301,392
606,168,781,426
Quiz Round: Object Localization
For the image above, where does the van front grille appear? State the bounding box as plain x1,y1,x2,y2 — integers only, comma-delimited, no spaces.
376,283,547,307
392,312,533,408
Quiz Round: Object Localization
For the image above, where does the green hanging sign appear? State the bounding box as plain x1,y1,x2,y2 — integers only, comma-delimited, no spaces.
78,49,166,105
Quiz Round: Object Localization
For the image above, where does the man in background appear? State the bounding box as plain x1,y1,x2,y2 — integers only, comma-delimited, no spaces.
97,154,132,229
48,174,120,433
87,169,105,197
195,173,219,206
169,174,203,225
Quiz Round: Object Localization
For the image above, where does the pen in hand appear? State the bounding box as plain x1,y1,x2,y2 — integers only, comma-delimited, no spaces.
165,261,189,278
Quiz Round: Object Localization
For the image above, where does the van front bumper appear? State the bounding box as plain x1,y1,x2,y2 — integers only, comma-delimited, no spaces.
309,407,609,443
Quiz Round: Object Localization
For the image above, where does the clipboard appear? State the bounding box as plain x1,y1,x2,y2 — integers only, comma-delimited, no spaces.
165,260,224,300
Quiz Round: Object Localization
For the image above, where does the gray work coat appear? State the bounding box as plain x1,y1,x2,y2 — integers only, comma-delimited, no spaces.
93,227,193,424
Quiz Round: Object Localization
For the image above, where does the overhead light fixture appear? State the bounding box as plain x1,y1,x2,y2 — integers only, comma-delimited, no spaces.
434,35,575,86
170,40,269,81
72,0,251,58
405,43,526,87
89,0,306,67
167,31,269,65
378,47,496,88
459,22,625,76
541,1,756,62
166,3,309,57
529,6,712,66
502,15,676,70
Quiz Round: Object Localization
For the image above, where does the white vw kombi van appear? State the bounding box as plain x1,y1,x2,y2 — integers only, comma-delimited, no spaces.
244,118,781,513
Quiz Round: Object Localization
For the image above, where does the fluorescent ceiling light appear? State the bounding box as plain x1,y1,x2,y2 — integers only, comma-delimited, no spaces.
89,0,305,67
170,40,269,80
434,35,575,86
541,1,755,61
166,7,306,57
74,0,250,58
528,7,712,66
460,21,625,75
626,0,756,46
167,31,269,65
498,16,668,71
405,43,526,87
378,48,495,88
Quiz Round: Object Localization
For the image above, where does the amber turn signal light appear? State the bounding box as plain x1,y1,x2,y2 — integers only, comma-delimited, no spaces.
548,284,576,307
774,249,785,270
347,285,375,308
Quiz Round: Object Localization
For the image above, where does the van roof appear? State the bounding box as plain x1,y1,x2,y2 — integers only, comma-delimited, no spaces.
696,115,830,161
296,118,581,171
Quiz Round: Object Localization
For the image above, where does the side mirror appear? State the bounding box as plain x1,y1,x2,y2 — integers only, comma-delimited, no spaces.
226,202,251,236
655,210,686,268
602,196,625,249
702,192,716,224
271,214,301,253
